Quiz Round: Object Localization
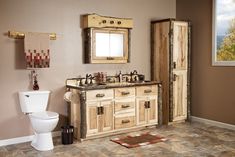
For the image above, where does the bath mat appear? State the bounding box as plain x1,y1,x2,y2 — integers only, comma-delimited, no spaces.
110,132,167,148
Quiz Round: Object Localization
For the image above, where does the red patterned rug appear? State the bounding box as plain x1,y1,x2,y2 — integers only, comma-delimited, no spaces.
110,132,167,148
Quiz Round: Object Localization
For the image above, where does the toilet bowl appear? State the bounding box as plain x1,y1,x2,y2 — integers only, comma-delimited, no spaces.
18,91,59,151
29,111,59,151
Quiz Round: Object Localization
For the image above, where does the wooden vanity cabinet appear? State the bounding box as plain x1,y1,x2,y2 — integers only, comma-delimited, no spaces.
86,89,114,137
136,85,158,126
86,100,114,135
151,19,190,124
67,83,161,140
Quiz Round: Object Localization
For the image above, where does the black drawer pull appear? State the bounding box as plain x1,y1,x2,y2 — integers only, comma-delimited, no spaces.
144,89,152,93
96,93,105,98
121,91,130,95
107,57,114,60
121,119,130,124
121,104,130,108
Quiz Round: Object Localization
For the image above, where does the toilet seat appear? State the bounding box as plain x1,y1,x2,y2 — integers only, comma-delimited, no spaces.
31,111,59,120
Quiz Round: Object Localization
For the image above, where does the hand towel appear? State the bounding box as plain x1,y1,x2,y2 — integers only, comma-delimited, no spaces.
24,32,50,68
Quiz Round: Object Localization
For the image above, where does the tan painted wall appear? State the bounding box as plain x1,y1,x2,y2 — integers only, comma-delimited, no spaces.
176,0,235,125
0,0,176,139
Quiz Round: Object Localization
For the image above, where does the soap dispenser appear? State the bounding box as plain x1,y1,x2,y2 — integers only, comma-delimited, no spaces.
32,70,39,90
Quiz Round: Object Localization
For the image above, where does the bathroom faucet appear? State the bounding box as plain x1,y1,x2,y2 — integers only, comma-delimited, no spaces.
117,71,123,83
85,74,92,84
130,70,138,82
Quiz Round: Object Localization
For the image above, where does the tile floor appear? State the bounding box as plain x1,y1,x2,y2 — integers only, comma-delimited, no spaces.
0,122,235,157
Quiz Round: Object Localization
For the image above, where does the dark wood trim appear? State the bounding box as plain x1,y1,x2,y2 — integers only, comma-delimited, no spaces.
187,22,192,122
151,18,175,24
80,91,87,138
157,83,163,125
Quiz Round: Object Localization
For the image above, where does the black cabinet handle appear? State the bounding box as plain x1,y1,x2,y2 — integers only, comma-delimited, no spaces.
173,74,177,81
97,106,104,115
144,89,152,93
173,62,176,69
96,93,105,98
121,104,130,108
121,119,130,124
121,91,130,95
144,101,151,108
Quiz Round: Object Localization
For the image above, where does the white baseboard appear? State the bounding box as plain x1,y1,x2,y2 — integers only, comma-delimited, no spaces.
0,131,61,147
191,116,235,131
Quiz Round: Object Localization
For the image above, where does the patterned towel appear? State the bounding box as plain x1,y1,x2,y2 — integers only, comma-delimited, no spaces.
24,32,50,68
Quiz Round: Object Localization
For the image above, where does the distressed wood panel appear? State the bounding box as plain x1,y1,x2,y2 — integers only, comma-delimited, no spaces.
114,87,135,98
136,98,148,125
101,100,114,132
87,102,99,135
148,99,158,124
173,21,188,70
173,70,187,121
86,89,113,101
151,21,170,124
136,85,157,96
114,98,135,113
114,116,135,129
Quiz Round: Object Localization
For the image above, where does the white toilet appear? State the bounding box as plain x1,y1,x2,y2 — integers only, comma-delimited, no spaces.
19,91,59,151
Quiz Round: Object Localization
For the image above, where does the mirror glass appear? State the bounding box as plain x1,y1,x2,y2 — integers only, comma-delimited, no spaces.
84,28,129,63
96,33,110,57
95,32,124,57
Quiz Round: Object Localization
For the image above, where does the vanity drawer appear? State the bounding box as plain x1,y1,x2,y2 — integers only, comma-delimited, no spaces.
115,98,135,113
86,89,113,101
114,87,135,98
115,116,135,129
136,85,157,96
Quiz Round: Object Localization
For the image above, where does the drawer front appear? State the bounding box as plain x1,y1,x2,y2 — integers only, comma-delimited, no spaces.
86,89,113,101
115,116,135,129
115,98,135,113
114,87,135,98
136,85,157,96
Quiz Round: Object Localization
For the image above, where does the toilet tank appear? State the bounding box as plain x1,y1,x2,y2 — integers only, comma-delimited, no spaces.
19,91,50,113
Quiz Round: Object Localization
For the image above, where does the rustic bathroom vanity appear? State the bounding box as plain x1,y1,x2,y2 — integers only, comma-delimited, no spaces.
66,78,162,140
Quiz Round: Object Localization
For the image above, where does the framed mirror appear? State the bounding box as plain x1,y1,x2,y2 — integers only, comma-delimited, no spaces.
84,28,130,63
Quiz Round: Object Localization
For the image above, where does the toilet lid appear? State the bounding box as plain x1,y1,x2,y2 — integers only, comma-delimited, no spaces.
31,111,59,120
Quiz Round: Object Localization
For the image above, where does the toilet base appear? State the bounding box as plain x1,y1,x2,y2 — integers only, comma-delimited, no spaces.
31,132,54,151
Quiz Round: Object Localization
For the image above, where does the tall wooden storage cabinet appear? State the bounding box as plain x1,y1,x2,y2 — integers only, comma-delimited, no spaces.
151,19,191,124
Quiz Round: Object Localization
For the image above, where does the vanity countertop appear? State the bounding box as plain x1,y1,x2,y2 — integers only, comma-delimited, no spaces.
66,80,161,91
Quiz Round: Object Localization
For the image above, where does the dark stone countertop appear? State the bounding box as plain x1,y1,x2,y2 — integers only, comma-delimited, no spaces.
66,81,161,91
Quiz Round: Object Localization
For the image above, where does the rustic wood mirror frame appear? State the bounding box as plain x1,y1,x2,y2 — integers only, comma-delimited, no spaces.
84,28,130,64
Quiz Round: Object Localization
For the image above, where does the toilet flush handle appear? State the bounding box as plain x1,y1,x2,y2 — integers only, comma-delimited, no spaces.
25,95,30,97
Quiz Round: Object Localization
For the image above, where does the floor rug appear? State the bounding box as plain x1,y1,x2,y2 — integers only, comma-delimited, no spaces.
111,132,167,148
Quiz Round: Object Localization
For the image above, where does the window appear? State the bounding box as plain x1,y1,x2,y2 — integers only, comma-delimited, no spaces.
212,0,235,66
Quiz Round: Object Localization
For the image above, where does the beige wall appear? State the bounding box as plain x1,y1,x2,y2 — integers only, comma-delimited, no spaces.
177,0,235,125
0,0,176,139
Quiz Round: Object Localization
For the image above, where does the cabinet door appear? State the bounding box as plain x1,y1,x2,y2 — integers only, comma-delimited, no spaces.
100,100,114,132
172,21,188,70
87,102,99,135
148,97,158,124
172,70,187,121
136,98,148,125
